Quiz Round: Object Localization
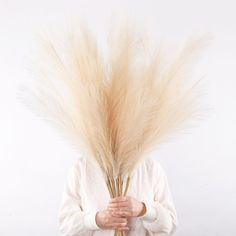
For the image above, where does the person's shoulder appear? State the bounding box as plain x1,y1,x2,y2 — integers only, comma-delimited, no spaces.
68,156,86,175
144,156,162,169
74,155,86,166
143,156,166,177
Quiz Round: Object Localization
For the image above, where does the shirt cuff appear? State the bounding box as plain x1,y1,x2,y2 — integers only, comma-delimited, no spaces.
139,202,157,222
84,211,100,230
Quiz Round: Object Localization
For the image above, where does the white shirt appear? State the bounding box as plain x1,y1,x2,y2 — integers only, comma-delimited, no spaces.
58,156,178,236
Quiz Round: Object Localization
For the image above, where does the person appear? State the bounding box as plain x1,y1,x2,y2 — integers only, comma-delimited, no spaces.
57,155,178,235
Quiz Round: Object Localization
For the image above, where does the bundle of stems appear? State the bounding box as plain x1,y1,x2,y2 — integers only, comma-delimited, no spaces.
106,174,130,236
18,21,212,236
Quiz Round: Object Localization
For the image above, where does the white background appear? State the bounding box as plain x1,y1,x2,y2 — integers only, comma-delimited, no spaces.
1,0,236,235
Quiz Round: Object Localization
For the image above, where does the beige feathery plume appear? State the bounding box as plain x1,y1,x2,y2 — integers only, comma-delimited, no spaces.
18,21,212,236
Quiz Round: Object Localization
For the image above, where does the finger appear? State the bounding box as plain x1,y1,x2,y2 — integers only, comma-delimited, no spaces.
109,196,127,203
110,222,128,227
108,202,129,209
107,222,128,229
108,207,131,214
109,201,129,206
107,205,131,211
111,210,132,217
110,216,128,223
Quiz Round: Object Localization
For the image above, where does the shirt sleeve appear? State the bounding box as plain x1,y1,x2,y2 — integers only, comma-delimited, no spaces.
57,160,101,236
139,160,178,235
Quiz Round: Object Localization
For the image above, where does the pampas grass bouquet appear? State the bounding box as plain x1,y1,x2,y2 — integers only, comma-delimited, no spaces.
18,19,211,236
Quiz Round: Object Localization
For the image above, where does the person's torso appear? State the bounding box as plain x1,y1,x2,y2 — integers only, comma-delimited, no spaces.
76,157,158,236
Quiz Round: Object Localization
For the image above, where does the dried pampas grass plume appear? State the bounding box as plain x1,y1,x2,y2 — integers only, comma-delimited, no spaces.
18,21,212,236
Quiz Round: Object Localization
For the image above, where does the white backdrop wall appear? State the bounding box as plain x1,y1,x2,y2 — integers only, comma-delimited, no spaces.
0,0,235,235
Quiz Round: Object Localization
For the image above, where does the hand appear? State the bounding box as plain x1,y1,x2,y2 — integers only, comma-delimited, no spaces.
107,196,147,218
95,210,129,231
